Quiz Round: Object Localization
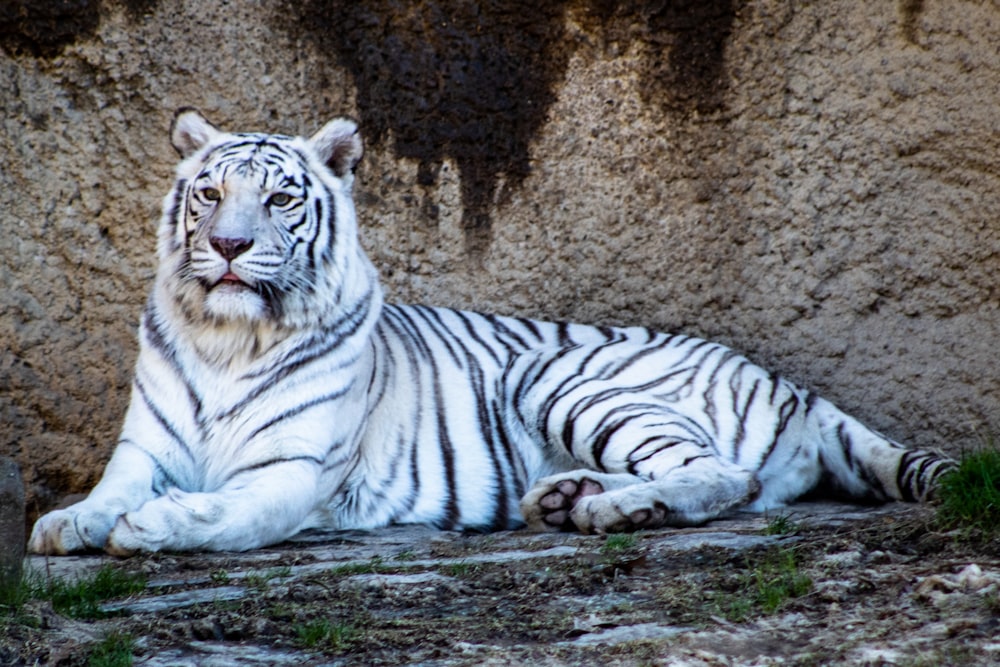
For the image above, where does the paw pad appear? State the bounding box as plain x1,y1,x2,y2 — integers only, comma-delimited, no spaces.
538,477,605,529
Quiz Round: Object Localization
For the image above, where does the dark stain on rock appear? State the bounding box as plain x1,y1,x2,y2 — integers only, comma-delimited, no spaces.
282,1,739,256
898,0,924,45
0,0,161,57
575,0,738,116
0,0,101,57
121,0,161,21
288,1,572,257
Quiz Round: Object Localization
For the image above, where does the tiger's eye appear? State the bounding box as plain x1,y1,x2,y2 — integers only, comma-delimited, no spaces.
267,192,292,207
201,187,221,201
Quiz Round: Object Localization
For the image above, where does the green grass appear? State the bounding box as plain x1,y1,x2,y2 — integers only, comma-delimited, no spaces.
49,565,147,619
88,631,135,667
752,552,812,614
210,569,230,584
762,512,799,536
0,570,35,619
327,556,385,577
716,548,812,621
1,565,148,621
444,560,477,577
294,618,361,650
936,447,1000,536
601,533,638,553
242,566,292,590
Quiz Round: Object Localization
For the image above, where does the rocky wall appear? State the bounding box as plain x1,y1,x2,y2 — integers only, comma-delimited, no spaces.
2,0,999,518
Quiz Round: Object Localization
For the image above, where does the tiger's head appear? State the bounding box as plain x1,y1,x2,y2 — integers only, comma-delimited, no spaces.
156,109,380,336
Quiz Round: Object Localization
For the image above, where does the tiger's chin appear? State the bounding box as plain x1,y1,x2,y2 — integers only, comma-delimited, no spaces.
204,283,270,323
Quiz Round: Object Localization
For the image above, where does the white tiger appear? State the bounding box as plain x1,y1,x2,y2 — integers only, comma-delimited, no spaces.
29,110,954,555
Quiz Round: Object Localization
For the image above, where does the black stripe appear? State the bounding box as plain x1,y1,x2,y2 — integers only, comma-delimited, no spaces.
896,450,919,501
410,306,465,368
244,387,351,443
598,332,673,379
702,349,739,436
118,438,184,493
423,309,510,529
224,455,324,484
133,376,196,464
836,423,855,471
480,313,532,350
557,363,707,456
625,437,684,473
287,208,310,234
236,291,372,388
518,317,544,344
454,311,504,367
534,336,631,448
432,376,460,529
323,194,336,262
728,364,758,456
756,389,800,468
556,321,573,346
141,305,204,420
590,409,651,470
165,178,188,248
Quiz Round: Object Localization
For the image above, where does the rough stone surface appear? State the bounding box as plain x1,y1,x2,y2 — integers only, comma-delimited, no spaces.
2,1,999,518
6,503,1000,665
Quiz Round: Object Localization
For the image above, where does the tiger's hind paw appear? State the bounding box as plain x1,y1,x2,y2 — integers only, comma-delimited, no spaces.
520,471,642,531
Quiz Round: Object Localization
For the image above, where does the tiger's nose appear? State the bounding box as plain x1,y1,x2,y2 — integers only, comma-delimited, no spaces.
210,236,254,260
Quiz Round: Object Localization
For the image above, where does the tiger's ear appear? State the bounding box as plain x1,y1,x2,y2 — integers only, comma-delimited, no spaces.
309,118,364,179
171,108,221,158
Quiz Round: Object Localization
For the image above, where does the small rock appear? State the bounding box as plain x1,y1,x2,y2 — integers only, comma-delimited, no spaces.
191,617,225,641
0,458,25,588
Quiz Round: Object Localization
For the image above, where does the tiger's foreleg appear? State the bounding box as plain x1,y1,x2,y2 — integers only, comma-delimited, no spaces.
104,459,322,554
28,443,159,554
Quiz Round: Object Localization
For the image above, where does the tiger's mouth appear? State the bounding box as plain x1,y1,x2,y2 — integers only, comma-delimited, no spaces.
214,272,251,289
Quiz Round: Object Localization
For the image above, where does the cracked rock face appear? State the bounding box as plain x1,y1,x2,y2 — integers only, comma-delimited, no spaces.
3,1,1000,517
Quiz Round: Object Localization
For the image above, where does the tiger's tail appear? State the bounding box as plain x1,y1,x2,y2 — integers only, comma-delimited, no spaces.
808,395,955,503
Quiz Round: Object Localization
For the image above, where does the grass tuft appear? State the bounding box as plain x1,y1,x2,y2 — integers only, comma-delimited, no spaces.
936,447,1000,537
762,513,799,536
715,547,812,621
41,566,147,620
88,631,135,667
601,533,638,553
0,572,36,620
295,618,361,650
327,556,385,577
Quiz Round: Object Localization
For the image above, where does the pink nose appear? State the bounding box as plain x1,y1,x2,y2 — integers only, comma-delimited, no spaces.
210,236,253,260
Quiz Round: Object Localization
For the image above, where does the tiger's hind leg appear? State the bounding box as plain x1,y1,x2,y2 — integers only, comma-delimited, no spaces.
511,371,764,532
520,460,761,534
506,340,768,534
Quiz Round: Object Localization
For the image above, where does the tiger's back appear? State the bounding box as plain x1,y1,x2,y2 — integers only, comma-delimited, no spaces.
28,111,954,555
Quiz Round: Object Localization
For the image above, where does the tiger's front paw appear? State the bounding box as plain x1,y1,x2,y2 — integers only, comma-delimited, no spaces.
28,508,118,555
520,471,643,532
105,511,172,556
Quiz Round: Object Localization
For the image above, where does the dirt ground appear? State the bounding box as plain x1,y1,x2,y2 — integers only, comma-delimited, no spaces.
5,502,1000,666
